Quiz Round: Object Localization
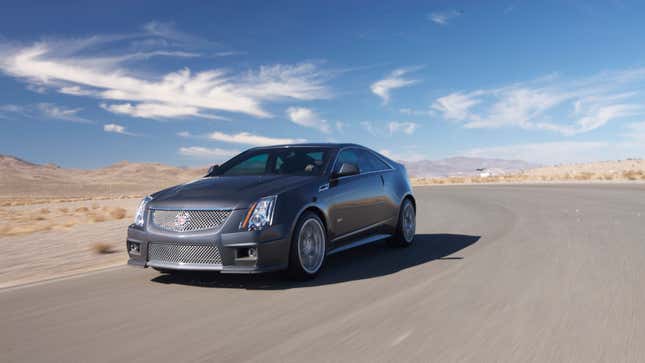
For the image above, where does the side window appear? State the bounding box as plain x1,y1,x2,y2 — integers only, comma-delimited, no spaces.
333,149,360,174
273,150,325,175
358,150,391,173
221,153,269,176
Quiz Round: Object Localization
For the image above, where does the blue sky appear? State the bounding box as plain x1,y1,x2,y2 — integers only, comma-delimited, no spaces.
1,0,645,168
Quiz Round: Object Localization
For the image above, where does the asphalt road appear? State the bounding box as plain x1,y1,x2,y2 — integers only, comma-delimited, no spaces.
2,184,645,363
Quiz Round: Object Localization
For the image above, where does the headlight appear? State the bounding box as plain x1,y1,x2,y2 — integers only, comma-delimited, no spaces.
134,196,152,227
241,195,277,231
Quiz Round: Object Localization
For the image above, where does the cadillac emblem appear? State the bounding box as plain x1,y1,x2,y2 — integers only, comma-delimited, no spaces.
174,211,191,230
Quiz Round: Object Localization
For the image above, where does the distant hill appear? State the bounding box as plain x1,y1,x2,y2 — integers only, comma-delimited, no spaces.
0,155,205,198
403,157,540,178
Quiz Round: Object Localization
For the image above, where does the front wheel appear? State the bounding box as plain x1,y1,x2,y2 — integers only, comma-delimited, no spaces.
287,212,327,280
388,199,416,247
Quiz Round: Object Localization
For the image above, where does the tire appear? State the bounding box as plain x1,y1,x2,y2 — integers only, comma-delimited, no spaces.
388,198,416,247
287,211,327,280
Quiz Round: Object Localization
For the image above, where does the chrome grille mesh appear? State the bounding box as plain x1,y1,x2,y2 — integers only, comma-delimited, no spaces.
148,243,222,265
150,209,231,233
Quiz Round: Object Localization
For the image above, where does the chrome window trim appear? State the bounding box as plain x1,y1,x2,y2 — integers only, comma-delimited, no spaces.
329,146,394,181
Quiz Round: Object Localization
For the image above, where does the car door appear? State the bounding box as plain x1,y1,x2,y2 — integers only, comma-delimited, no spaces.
327,148,383,241
356,149,394,225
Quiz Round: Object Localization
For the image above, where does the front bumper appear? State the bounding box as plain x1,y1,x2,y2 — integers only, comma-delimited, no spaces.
126,217,291,273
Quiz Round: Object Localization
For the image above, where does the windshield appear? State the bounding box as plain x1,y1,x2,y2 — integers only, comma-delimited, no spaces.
213,147,333,177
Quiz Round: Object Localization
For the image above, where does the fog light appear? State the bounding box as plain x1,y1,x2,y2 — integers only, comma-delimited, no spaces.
248,247,257,259
127,241,141,255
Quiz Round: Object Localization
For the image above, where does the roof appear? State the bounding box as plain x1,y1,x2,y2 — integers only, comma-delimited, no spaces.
251,142,363,149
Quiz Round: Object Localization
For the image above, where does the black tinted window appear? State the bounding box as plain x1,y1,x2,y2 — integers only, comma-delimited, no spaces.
334,149,361,174
220,153,269,176
274,150,325,175
359,150,390,172
216,147,331,176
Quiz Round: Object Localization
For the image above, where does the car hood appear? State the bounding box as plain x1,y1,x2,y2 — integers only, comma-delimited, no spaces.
148,174,316,210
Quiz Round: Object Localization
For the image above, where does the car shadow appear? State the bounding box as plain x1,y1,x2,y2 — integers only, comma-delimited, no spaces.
150,233,480,290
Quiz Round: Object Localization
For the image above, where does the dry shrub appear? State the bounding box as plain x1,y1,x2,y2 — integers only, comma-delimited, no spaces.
40,208,50,214
109,208,127,220
623,170,644,180
75,206,89,213
91,203,100,209
574,172,594,181
92,242,116,254
59,207,69,213
88,214,107,223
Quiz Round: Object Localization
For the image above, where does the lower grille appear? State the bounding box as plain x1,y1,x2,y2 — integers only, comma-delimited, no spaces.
148,242,222,265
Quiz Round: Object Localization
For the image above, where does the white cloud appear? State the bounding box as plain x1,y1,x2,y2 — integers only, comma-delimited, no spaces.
59,86,94,96
428,10,462,25
432,92,480,121
37,103,93,123
463,141,611,165
286,107,331,133
388,121,418,135
100,102,221,119
178,146,240,159
208,131,305,146
432,69,645,135
371,67,420,104
399,108,435,117
0,35,332,120
103,123,135,136
177,131,192,138
335,121,345,133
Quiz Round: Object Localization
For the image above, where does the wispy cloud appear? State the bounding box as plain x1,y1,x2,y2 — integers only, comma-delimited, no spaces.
360,121,378,136
0,29,332,120
286,107,332,133
371,67,421,104
428,10,463,25
37,103,94,123
388,121,418,135
207,131,305,146
100,102,222,119
178,146,240,159
0,102,93,123
103,123,136,136
361,120,418,136
432,69,645,135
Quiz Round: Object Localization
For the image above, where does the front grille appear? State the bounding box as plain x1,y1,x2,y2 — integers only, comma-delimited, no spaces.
148,242,222,265
150,209,231,233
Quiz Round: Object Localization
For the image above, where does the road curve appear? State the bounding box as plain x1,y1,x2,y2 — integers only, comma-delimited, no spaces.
2,184,645,362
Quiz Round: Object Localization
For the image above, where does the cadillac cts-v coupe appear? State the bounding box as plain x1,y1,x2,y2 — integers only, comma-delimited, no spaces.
126,143,416,279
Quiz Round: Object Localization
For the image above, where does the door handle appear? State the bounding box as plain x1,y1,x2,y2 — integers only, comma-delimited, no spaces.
379,175,385,186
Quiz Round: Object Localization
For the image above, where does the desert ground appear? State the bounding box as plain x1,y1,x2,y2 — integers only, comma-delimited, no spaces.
0,155,644,288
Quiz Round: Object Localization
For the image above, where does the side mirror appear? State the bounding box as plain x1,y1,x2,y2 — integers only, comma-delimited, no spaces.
333,162,360,178
206,164,219,176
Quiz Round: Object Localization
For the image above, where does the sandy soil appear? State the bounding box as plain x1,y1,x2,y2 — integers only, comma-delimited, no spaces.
0,198,139,288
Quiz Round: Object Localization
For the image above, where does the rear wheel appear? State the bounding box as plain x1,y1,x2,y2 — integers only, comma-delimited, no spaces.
287,212,327,280
388,199,416,247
